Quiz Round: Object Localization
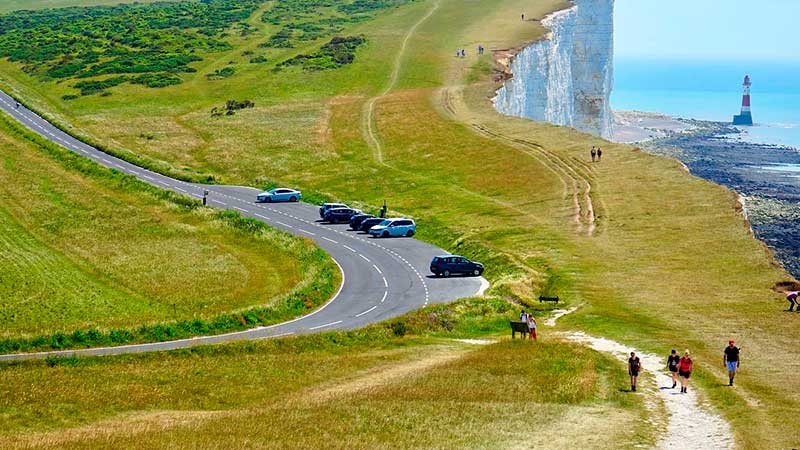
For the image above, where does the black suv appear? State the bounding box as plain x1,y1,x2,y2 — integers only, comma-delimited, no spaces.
358,217,385,233
349,214,375,230
430,255,484,277
324,208,361,224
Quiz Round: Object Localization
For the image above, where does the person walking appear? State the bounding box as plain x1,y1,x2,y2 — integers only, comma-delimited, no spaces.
591,146,597,162
723,340,740,386
597,147,603,161
461,49,466,58
519,309,528,323
527,314,537,340
521,13,525,21
666,349,680,389
678,350,693,393
787,291,799,311
628,352,642,392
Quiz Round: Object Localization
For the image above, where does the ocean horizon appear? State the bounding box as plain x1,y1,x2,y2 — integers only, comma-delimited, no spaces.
612,58,800,150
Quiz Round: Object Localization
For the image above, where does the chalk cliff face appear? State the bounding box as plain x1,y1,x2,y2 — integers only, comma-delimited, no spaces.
494,0,614,139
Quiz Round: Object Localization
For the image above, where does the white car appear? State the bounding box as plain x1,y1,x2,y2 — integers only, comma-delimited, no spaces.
256,188,301,203
368,218,416,238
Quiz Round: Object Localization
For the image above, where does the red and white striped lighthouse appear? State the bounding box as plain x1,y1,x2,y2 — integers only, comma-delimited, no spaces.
733,75,753,126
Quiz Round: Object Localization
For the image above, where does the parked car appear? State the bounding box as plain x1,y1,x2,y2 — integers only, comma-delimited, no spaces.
358,217,385,233
324,208,361,223
429,255,484,277
349,214,376,230
256,188,301,203
319,203,348,218
368,218,416,238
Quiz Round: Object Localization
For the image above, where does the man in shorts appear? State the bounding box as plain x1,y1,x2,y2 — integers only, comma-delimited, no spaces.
628,352,642,392
723,340,740,386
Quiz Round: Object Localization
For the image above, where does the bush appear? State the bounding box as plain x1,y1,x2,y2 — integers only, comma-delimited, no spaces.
391,320,407,337
278,36,366,72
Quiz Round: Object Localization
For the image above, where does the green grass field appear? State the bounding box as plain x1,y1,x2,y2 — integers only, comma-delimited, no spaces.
0,113,334,344
1,0,798,447
0,332,652,449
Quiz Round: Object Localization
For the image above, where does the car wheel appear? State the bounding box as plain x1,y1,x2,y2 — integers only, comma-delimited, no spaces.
473,269,481,276
265,197,272,203
290,196,297,202
382,230,389,238
443,270,451,278
405,230,415,237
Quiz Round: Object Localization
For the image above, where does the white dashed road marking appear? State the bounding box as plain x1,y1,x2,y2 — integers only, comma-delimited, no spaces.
322,237,338,244
309,321,343,331
355,306,377,318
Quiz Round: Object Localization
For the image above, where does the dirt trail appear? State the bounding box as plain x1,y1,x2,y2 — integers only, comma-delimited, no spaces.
362,1,440,163
440,86,599,237
548,310,734,449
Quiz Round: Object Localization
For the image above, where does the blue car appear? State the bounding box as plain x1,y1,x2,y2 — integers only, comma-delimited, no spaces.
256,188,301,203
368,218,416,238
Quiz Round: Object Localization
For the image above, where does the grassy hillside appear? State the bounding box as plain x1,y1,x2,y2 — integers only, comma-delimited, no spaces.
0,330,653,449
0,113,335,344
0,0,175,14
0,0,798,447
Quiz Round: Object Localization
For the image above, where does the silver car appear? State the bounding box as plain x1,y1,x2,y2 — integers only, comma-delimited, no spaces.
256,188,301,203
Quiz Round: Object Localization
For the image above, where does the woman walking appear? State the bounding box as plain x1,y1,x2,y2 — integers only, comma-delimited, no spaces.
666,349,680,389
527,314,537,340
628,352,642,392
678,350,694,393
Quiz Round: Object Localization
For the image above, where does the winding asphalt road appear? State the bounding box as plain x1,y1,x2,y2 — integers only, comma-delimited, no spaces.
0,89,488,361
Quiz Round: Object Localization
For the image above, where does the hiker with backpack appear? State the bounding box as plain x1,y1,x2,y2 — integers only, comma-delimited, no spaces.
628,352,642,392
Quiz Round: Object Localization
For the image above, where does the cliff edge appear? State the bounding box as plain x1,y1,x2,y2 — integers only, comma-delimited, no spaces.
494,0,614,139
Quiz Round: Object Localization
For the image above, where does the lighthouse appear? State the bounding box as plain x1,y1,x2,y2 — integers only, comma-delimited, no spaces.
732,75,753,126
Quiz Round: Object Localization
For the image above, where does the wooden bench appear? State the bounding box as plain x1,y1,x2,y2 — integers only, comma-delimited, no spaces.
510,321,530,339
539,296,559,304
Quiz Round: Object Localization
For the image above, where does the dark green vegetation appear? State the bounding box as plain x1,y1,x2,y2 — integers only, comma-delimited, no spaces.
211,99,255,117
279,36,366,71
260,0,409,47
0,0,267,94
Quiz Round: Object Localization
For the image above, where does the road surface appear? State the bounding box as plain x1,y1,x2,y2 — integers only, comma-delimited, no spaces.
0,89,488,361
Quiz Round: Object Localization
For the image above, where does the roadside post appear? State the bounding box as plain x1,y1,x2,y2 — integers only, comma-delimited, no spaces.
203,189,208,206
379,200,387,218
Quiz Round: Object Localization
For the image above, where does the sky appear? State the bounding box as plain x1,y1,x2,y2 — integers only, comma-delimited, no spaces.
614,0,800,62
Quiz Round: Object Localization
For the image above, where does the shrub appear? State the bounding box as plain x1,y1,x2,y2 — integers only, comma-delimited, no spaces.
391,320,407,337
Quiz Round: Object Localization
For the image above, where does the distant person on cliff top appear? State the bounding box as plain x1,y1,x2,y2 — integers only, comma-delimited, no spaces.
521,13,525,21
628,352,642,392
597,148,603,161
461,49,466,58
591,147,597,162
723,340,740,387
787,291,799,311
666,349,680,389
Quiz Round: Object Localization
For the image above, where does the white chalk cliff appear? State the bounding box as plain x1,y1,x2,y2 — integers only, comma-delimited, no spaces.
494,0,614,139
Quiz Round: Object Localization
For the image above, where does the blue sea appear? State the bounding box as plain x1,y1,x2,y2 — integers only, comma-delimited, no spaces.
612,58,800,150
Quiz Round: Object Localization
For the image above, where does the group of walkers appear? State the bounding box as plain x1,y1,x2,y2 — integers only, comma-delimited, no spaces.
627,341,741,394
590,146,603,162
455,46,486,58
519,310,537,340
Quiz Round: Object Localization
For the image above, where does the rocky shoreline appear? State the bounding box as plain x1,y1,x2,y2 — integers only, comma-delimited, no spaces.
637,119,800,278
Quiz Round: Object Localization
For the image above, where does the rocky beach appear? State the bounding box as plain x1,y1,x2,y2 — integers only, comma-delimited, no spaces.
626,117,800,278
